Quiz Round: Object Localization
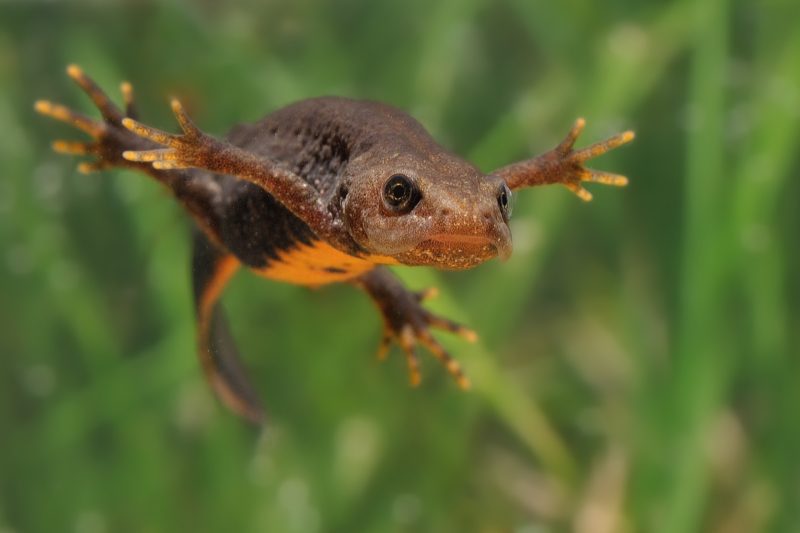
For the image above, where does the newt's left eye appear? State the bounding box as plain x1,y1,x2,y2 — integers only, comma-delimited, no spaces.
383,174,420,214
498,182,513,221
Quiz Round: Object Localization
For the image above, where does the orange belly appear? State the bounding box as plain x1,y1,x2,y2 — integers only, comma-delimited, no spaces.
253,240,395,286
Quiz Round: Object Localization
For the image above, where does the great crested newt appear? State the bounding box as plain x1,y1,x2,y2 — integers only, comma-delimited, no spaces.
35,65,634,423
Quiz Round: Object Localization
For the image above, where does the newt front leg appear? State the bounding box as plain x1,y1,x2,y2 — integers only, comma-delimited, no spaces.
120,100,357,253
495,118,635,201
355,268,477,389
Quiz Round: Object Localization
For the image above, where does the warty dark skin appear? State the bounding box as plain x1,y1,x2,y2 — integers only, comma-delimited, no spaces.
35,65,634,423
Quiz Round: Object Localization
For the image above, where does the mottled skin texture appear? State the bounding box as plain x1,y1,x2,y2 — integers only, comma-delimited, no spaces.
36,65,634,423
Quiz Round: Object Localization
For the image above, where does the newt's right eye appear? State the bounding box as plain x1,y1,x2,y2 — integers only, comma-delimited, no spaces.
497,182,512,222
382,174,420,214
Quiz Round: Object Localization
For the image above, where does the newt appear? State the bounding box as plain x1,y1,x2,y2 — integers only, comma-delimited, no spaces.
35,65,634,423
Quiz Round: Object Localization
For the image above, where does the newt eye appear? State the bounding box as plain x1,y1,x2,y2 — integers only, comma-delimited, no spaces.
383,174,420,214
498,182,512,221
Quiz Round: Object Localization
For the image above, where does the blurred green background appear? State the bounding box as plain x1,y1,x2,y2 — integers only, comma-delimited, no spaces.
1,0,799,531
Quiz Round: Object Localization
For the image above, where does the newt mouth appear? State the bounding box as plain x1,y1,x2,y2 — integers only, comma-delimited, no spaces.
428,232,511,261
428,233,494,245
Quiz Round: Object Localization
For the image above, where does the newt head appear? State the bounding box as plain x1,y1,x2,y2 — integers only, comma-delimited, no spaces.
339,140,513,270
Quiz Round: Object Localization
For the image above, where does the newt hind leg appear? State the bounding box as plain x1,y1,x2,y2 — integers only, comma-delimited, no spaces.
193,230,265,424
356,267,477,389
